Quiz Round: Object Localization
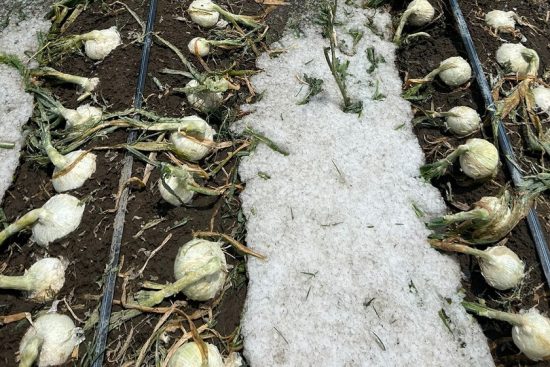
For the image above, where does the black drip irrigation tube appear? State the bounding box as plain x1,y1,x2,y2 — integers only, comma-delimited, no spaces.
448,0,550,286
91,0,158,365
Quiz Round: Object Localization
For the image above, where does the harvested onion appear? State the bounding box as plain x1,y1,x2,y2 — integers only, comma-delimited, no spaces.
42,128,96,192
59,104,102,128
188,0,261,29
173,238,227,301
393,0,435,43
421,138,498,181
496,43,539,76
19,311,84,367
463,302,550,361
0,257,66,302
430,241,524,290
424,56,472,87
428,189,534,244
0,194,85,247
81,26,122,60
532,86,550,113
485,10,519,33
432,106,480,136
167,342,224,367
158,163,220,206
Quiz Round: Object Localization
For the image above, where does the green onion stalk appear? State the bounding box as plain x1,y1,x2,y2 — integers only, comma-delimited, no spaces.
31,67,99,101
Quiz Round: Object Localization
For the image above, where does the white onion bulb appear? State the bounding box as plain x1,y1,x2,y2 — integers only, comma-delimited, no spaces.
32,194,85,246
51,150,97,192
0,258,66,302
174,238,227,301
532,86,550,113
393,0,435,43
459,138,499,180
496,43,539,76
437,56,472,87
188,0,219,28
512,309,550,361
170,123,215,162
407,0,435,26
60,104,102,128
485,10,517,32
188,37,211,57
158,169,195,206
83,26,122,60
19,313,84,367
167,342,224,367
185,79,224,113
444,106,481,136
478,246,525,290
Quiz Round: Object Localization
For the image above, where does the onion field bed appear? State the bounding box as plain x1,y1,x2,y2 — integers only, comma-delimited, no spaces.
0,1,291,366
393,0,550,364
0,0,549,366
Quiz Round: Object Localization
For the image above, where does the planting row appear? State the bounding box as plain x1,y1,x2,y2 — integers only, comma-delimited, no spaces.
0,0,289,365
389,0,550,364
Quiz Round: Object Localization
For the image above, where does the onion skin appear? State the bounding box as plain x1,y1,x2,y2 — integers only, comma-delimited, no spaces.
459,138,499,180
444,106,480,136
438,57,472,87
188,0,219,28
173,238,227,301
478,246,525,290
83,26,122,60
19,313,83,367
496,43,539,76
167,342,224,367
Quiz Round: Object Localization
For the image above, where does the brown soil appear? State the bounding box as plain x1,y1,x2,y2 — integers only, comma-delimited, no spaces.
0,1,294,366
393,0,550,365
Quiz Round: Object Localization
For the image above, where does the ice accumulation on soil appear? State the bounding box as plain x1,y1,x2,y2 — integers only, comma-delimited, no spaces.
235,4,494,367
0,2,52,202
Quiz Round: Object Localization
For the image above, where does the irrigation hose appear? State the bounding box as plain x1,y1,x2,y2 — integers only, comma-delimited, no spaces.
448,0,550,286
91,0,158,365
